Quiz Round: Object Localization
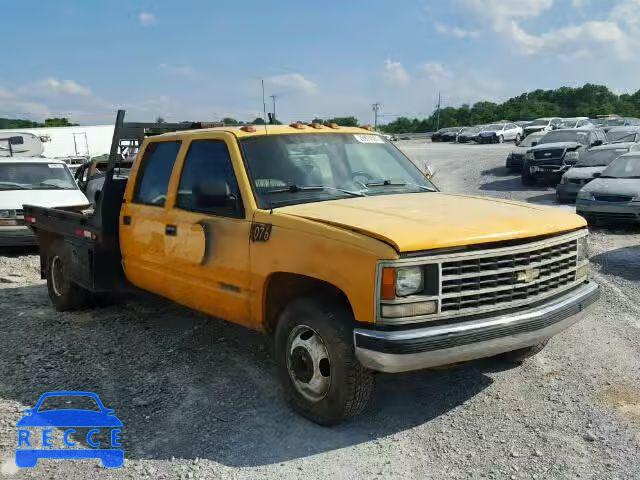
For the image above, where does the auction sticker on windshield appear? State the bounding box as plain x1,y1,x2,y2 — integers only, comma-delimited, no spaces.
47,164,64,168
353,134,385,144
15,391,123,469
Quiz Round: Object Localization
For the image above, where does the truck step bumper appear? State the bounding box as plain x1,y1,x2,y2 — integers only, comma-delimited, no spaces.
354,282,599,373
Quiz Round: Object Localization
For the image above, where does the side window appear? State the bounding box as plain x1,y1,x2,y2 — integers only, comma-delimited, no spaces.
133,141,181,206
176,140,242,217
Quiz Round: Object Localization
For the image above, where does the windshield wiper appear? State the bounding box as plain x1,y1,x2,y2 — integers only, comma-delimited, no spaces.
365,179,437,192
0,181,30,190
598,175,617,179
264,185,365,197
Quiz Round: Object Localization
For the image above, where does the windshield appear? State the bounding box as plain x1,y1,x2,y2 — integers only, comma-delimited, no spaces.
601,155,640,178
605,118,626,126
607,130,639,143
575,149,627,167
558,120,579,128
0,162,77,190
520,133,544,147
240,133,436,208
483,124,504,130
530,119,550,126
539,130,590,145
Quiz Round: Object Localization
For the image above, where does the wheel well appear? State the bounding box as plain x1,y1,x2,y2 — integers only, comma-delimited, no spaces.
36,232,61,279
263,273,353,334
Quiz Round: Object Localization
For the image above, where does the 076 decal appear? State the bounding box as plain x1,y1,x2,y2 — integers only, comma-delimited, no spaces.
250,223,272,242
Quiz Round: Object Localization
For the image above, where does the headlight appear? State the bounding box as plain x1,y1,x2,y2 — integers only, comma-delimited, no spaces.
577,235,589,262
560,176,568,184
564,151,579,163
632,194,640,202
525,151,534,161
577,190,593,200
395,266,424,297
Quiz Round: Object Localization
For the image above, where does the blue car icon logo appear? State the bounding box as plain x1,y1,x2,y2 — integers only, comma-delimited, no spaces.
15,391,123,468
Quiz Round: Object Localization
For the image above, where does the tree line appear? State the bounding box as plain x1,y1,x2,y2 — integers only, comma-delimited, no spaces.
380,84,640,134
0,117,78,129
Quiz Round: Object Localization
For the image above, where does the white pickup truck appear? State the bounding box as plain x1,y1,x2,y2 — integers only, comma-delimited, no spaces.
0,158,89,246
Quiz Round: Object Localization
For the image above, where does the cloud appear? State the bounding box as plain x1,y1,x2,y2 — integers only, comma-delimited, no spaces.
138,12,156,26
459,0,640,60
383,60,410,87
159,63,196,77
39,77,92,96
434,23,479,39
264,73,317,94
418,62,505,105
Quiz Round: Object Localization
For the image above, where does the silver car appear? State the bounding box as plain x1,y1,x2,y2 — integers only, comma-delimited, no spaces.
556,143,640,202
576,152,640,224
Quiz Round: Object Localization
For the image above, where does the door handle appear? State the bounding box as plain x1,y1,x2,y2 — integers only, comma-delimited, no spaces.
165,224,177,236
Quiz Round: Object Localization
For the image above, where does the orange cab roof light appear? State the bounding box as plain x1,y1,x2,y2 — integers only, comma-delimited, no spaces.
360,124,374,131
290,122,306,129
240,125,257,132
310,123,324,129
328,123,340,129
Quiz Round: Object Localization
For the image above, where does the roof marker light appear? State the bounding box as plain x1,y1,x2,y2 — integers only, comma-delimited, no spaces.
240,126,257,132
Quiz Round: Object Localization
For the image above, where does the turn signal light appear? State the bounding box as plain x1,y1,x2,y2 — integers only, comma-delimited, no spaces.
381,267,396,300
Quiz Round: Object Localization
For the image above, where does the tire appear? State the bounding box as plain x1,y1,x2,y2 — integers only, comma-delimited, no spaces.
499,341,548,364
274,297,374,425
515,133,521,144
497,135,504,144
46,241,88,311
521,163,536,186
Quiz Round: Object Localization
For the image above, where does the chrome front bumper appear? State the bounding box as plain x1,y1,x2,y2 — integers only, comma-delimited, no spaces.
354,282,599,373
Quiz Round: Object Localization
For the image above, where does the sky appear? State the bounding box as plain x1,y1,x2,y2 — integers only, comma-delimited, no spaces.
3,0,640,125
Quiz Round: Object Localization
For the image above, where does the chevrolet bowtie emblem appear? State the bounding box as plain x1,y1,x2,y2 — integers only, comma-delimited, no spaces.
516,268,541,284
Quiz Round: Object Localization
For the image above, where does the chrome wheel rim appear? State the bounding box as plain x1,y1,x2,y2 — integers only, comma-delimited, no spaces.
51,256,64,297
286,325,331,402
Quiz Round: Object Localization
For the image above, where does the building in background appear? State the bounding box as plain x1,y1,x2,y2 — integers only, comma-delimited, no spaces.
0,125,114,159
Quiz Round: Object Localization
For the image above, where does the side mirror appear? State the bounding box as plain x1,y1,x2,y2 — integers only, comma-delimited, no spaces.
531,141,538,147
193,181,234,209
593,172,601,178
592,140,603,147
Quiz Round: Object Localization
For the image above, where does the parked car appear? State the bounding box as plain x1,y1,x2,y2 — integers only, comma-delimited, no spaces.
576,152,640,224
557,117,592,129
516,120,533,129
0,158,89,246
431,127,460,142
457,125,482,143
521,128,607,186
556,142,640,202
596,117,640,133
476,123,523,144
606,125,640,143
505,131,546,172
523,117,562,137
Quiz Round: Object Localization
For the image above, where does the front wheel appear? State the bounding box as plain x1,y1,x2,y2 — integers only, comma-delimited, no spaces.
497,135,504,144
46,241,88,311
275,297,374,425
515,133,521,144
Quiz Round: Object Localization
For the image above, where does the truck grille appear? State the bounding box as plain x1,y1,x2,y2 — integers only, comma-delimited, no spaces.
440,238,577,313
534,149,564,160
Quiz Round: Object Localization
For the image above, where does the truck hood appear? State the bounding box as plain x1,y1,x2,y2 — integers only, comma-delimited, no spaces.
564,166,606,180
0,189,89,210
277,193,585,252
524,125,547,132
581,178,640,197
529,141,582,151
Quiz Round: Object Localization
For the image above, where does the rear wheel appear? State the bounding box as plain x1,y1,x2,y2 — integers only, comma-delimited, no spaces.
46,241,88,311
515,133,522,144
521,163,536,186
275,297,374,425
497,135,504,144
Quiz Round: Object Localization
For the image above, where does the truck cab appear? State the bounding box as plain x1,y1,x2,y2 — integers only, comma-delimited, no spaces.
24,112,599,425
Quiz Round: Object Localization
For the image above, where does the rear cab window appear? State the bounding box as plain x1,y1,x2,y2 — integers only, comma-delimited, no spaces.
132,141,182,206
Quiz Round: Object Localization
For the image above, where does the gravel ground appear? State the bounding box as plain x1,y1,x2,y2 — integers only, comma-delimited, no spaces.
0,141,639,479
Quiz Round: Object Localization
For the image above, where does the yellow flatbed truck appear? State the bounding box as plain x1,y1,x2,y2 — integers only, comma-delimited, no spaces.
24,111,599,424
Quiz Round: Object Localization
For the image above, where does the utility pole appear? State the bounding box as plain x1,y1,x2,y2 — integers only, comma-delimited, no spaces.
435,91,441,131
269,95,278,123
372,102,381,130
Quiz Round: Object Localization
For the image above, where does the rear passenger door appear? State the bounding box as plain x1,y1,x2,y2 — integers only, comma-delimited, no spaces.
163,136,252,327
120,139,183,296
